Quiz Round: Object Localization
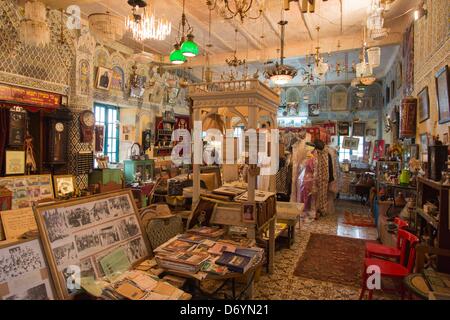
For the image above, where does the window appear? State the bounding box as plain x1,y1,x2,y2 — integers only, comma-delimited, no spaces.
94,104,119,163
338,136,365,162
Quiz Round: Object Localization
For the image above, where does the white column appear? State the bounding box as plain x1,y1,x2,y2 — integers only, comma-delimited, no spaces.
193,107,201,204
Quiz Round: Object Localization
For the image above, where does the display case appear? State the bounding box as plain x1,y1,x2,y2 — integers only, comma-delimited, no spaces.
88,168,124,193
124,159,155,184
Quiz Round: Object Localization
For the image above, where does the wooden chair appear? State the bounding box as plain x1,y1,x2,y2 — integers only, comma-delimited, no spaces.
415,245,450,273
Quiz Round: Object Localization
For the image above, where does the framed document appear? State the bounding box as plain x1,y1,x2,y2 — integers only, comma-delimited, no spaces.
5,150,25,175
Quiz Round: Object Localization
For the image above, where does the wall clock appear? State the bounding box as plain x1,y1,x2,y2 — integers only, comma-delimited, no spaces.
80,110,95,143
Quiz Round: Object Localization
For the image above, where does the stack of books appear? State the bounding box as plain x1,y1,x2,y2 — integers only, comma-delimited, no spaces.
187,226,225,239
155,251,210,274
215,247,263,274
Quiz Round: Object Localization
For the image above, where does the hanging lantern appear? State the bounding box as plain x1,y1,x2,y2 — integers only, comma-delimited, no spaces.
180,34,199,57
355,62,372,78
170,43,186,65
88,12,124,44
367,47,381,67
19,0,50,47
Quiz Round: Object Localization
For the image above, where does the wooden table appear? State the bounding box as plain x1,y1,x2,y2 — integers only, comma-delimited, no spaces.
276,202,304,248
159,252,264,300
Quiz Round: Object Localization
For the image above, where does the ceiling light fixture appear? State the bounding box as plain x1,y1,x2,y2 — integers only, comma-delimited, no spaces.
170,0,199,64
264,19,297,85
207,0,264,23
19,0,50,47
226,29,246,68
367,0,389,40
307,27,329,77
88,11,124,44
125,0,171,41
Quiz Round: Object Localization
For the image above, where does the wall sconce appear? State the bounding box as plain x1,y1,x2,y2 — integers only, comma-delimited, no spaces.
414,1,427,21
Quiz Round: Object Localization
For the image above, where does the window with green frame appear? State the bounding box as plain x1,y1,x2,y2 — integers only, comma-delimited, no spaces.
94,103,120,163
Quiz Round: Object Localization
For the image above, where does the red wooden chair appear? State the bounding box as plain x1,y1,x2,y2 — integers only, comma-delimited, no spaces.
360,229,419,300
365,217,409,259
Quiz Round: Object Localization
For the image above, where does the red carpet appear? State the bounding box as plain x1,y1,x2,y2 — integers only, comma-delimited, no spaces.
293,233,365,287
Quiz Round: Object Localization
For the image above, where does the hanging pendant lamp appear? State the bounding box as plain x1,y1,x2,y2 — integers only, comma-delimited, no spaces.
170,43,186,65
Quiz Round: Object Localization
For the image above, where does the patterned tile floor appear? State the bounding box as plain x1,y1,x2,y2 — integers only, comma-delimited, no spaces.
253,199,385,300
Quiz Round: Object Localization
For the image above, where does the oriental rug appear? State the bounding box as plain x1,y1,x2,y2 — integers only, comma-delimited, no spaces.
293,233,365,288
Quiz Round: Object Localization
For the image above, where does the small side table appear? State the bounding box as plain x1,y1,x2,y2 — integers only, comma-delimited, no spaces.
276,203,304,248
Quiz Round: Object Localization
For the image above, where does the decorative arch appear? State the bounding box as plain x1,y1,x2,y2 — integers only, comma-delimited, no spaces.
94,46,110,67
299,86,317,115
110,51,126,70
316,85,331,111
331,84,348,111
285,87,301,104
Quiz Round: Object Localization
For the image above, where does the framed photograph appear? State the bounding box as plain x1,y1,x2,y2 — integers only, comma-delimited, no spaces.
418,86,430,123
33,190,150,300
352,122,365,137
420,133,429,154
338,122,350,136
95,67,113,90
396,62,403,89
241,202,256,223
0,174,54,209
130,75,146,98
308,104,320,117
373,140,385,160
5,150,25,175
342,137,360,150
436,65,450,124
53,175,75,198
0,238,56,300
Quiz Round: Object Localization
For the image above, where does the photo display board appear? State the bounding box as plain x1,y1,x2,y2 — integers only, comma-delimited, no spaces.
34,190,150,299
0,238,56,300
0,175,54,210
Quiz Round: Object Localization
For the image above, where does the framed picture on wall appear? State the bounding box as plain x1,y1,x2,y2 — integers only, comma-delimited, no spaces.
391,80,396,99
308,104,320,117
53,175,75,199
418,86,430,123
386,86,390,104
436,65,450,124
241,202,256,223
352,122,365,137
95,67,113,90
420,133,429,154
5,151,25,175
338,122,350,136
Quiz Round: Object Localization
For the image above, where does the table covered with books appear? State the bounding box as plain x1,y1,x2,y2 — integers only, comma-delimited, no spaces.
152,225,265,299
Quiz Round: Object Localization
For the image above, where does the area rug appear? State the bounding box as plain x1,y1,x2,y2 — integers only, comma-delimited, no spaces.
293,233,365,287
343,211,375,227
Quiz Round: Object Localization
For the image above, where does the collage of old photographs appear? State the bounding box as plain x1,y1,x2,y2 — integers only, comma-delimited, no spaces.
38,193,148,289
0,238,54,300
0,175,54,209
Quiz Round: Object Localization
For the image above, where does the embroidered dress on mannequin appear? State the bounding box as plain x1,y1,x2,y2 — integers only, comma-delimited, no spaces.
298,152,316,220
311,140,329,217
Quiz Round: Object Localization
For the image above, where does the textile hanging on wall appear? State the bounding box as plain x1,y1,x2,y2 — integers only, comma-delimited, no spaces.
402,23,414,96
0,107,9,174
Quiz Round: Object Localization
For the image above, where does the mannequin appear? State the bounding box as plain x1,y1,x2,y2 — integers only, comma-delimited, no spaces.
290,130,311,202
310,139,329,217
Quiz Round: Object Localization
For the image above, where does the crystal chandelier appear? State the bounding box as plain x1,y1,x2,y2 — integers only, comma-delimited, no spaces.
264,20,297,86
19,0,50,47
308,27,329,77
88,12,124,44
125,1,171,41
367,0,388,40
206,0,264,23
226,29,245,68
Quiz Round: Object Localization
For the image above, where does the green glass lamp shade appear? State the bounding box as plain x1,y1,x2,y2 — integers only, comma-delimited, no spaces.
399,169,410,186
181,34,199,57
170,46,186,65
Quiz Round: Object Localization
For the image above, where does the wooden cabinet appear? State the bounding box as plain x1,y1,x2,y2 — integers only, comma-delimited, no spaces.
123,159,155,184
88,168,124,193
415,177,450,272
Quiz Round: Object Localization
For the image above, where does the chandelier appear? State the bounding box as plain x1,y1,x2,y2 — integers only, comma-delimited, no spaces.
170,0,199,64
264,20,297,85
206,0,264,23
125,1,171,41
367,0,389,40
88,12,124,44
19,0,50,47
308,27,329,77
226,29,246,68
